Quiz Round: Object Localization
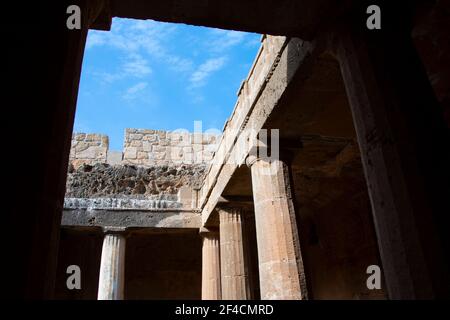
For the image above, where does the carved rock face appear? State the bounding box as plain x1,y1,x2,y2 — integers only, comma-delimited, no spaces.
65,162,206,199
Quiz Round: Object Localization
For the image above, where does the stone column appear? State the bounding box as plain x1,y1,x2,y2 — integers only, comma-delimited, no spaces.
334,13,450,298
97,229,126,300
246,153,308,300
218,206,252,300
200,228,221,300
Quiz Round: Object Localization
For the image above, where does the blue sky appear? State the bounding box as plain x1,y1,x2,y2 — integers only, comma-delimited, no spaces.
74,18,261,151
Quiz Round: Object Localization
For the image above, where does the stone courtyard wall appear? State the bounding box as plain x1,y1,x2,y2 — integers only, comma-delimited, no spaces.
69,133,109,168
69,128,220,169
122,129,219,166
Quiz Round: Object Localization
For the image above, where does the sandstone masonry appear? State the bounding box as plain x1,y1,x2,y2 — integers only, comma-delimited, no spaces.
69,128,220,169
123,128,219,167
69,133,109,168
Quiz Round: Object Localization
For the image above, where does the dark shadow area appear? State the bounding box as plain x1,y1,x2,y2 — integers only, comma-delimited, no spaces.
55,229,103,299
125,230,202,299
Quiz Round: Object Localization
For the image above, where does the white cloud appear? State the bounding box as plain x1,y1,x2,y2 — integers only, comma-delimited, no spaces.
122,82,148,100
190,57,227,88
102,72,122,83
167,56,193,73
122,53,152,77
89,52,152,85
208,29,247,52
85,32,107,49
86,18,193,77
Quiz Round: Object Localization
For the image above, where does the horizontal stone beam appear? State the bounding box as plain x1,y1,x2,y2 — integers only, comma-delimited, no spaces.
199,37,317,225
64,197,182,210
61,208,201,230
110,0,345,39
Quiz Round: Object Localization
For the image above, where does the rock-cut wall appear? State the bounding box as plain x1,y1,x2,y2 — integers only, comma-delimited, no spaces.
66,128,220,209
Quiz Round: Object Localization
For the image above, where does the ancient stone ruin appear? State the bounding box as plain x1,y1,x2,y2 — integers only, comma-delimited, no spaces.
8,0,450,302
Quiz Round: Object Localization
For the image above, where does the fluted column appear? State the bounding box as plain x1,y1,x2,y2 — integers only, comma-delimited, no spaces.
200,228,221,300
334,19,450,298
97,229,126,300
247,154,307,300
218,206,252,300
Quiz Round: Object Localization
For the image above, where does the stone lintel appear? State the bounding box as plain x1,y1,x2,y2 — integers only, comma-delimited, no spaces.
200,37,315,226
89,0,112,31
217,196,254,209
62,208,201,230
110,0,345,40
102,226,127,234
199,226,219,235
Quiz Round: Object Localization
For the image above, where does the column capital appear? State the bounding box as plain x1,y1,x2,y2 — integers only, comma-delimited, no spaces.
245,153,259,168
101,226,129,237
215,201,253,214
199,227,219,236
245,138,301,168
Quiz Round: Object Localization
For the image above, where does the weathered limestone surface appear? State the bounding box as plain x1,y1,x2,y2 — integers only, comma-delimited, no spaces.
62,207,201,230
70,133,109,169
66,163,205,201
123,129,220,166
98,232,126,300
201,229,221,300
218,207,251,300
69,129,220,169
247,156,307,300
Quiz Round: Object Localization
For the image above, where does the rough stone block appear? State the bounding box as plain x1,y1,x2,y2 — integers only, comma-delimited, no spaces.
106,151,123,165
178,186,193,208
142,141,152,152
75,143,89,153
172,147,184,158
170,132,191,146
137,151,149,160
85,133,100,142
192,133,203,144
131,140,143,147
152,145,166,153
154,152,166,160
129,133,143,140
75,134,85,141
157,131,166,139
124,147,137,159
79,146,106,160
140,129,155,134
101,136,109,147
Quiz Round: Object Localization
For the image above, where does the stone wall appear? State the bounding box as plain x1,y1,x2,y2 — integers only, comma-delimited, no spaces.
69,129,220,169
69,133,109,168
122,129,219,166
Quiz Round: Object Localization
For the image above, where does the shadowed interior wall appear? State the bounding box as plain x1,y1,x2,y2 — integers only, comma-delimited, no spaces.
125,231,202,299
55,229,103,299
292,158,386,299
285,54,386,299
55,230,202,299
